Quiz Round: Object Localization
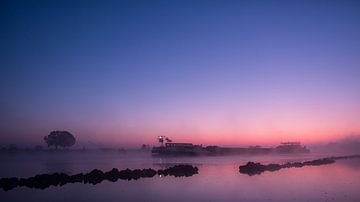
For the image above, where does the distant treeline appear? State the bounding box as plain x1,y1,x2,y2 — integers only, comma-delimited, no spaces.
0,145,148,154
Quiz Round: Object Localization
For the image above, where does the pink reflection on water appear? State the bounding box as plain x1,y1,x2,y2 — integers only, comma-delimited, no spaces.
1,155,359,202
147,159,360,201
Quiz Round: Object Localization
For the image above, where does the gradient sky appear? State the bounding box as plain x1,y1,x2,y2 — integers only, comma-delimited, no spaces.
1,0,360,147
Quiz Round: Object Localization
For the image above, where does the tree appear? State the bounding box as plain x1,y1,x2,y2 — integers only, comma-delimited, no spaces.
44,130,76,149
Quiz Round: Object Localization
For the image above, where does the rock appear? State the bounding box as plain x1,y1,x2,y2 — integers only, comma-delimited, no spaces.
163,165,199,177
68,173,84,183
239,156,343,176
0,177,18,191
0,165,199,191
104,168,120,182
141,168,157,178
265,163,282,172
239,162,266,176
118,168,133,180
84,169,104,185
303,158,335,166
131,169,142,180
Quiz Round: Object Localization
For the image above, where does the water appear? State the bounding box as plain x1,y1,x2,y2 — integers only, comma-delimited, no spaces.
0,151,359,202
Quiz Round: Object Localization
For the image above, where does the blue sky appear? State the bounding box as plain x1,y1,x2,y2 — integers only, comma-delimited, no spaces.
1,0,360,147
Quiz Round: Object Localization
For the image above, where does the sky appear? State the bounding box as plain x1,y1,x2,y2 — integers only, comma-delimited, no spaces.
1,0,360,148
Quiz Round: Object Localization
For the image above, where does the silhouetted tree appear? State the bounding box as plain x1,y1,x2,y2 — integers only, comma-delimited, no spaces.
44,130,76,149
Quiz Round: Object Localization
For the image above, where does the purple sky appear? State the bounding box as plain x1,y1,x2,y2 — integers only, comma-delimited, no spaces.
1,0,360,147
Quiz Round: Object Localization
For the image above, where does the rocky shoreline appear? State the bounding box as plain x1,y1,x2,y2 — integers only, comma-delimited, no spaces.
239,154,360,176
0,165,199,191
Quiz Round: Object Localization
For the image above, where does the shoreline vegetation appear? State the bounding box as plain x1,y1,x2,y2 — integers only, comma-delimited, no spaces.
239,154,360,176
0,165,199,192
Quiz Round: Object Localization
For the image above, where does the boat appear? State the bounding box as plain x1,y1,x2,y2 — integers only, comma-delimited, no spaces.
151,136,310,156
152,142,206,156
274,142,310,153
151,136,206,155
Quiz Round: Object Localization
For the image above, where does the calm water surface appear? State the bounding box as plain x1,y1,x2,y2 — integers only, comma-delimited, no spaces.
0,152,359,202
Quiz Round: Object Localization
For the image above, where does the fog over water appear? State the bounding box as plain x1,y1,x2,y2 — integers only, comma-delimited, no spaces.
1,0,360,201
1,146,360,202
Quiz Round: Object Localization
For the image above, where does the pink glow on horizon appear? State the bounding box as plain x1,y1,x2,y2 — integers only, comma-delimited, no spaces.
1,86,359,147
61,101,360,147
84,120,359,147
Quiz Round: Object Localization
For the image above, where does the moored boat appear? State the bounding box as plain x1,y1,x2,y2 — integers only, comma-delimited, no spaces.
151,137,310,156
274,142,310,153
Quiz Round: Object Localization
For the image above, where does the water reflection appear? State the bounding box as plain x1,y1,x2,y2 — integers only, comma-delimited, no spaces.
1,153,360,202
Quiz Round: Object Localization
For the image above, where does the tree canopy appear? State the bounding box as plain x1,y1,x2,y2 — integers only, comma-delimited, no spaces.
44,130,76,149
